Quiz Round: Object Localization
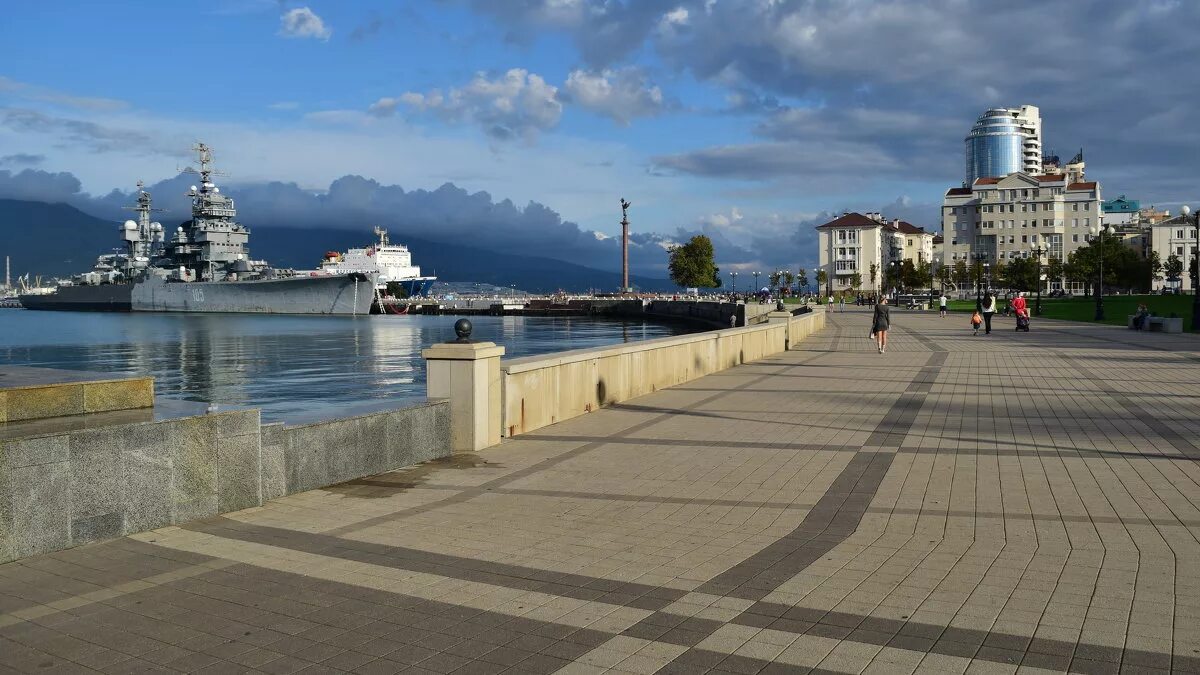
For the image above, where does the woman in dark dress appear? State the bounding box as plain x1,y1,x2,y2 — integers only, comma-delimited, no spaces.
872,297,891,354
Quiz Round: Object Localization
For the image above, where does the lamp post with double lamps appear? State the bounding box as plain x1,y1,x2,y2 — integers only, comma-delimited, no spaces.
753,271,760,295
1182,205,1200,331
1087,224,1115,321
1026,243,1048,316
971,251,988,305
729,271,738,294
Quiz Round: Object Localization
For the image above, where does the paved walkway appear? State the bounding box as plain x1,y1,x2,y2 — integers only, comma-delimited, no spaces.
3,310,1200,674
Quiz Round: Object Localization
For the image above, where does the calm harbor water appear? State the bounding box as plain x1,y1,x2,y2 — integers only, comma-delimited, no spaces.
0,311,702,423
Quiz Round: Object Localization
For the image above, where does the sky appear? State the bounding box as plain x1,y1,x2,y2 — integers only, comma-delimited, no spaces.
1,0,1198,281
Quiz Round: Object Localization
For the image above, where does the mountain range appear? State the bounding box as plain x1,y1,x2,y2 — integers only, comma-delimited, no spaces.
0,199,675,292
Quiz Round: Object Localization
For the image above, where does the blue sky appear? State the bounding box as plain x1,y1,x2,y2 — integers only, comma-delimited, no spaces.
2,0,1198,278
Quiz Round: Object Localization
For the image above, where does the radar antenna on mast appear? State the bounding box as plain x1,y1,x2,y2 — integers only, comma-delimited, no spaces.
180,142,230,186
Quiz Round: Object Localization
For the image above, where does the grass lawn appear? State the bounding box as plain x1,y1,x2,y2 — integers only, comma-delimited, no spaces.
946,294,1198,331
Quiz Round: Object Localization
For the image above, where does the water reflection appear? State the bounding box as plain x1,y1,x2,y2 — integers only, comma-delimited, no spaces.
0,312,701,422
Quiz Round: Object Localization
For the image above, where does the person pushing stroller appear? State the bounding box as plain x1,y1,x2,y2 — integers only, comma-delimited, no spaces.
1012,293,1030,332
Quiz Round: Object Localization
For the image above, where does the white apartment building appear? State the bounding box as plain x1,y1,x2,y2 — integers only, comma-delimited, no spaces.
816,212,934,293
942,171,1102,292
1148,215,1199,292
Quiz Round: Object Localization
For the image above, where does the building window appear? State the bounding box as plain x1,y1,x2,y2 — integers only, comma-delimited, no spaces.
1072,203,1078,211
1083,203,1089,211
1073,234,1079,243
1178,230,1185,239
1178,247,1184,255
1084,218,1090,227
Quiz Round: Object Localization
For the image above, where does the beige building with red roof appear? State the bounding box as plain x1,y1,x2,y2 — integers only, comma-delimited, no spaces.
816,212,935,294
942,171,1103,293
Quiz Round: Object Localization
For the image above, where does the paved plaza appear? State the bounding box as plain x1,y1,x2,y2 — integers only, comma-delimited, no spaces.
3,309,1200,674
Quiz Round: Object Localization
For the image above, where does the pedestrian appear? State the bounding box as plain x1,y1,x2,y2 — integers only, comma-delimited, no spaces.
839,294,846,312
871,296,890,354
970,309,982,335
939,293,948,318
827,294,834,309
981,292,996,335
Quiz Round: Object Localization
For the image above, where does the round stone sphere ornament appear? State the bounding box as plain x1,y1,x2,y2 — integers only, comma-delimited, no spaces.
453,318,473,343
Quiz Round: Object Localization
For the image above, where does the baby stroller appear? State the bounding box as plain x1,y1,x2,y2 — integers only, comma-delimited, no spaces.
1012,296,1030,332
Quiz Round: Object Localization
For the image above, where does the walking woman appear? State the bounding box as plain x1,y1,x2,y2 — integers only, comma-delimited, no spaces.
872,296,891,354
981,291,997,335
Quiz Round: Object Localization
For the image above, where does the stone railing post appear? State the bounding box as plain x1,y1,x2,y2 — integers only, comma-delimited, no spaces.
422,320,504,452
768,310,793,348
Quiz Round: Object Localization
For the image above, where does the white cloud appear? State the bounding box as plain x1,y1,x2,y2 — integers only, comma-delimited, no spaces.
658,7,690,33
279,7,331,40
0,75,127,112
563,68,665,125
268,101,300,110
377,69,563,140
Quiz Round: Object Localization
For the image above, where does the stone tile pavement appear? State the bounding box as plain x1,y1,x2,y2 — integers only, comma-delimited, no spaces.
2,309,1200,674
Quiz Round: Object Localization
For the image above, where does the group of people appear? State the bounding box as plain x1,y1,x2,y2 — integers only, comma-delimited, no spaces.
968,292,1031,335
864,291,1035,355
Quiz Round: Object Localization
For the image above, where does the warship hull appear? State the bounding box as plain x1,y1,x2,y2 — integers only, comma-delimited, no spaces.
20,274,375,315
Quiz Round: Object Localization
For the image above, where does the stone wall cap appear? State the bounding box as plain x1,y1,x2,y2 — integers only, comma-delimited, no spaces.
501,321,785,375
422,342,505,360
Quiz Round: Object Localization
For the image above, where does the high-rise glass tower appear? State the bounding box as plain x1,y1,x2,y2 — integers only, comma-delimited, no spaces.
964,105,1042,185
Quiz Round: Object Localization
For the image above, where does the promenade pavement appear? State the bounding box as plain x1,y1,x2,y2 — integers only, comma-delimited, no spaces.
3,309,1200,674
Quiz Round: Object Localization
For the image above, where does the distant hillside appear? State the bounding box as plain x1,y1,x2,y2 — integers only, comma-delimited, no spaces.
0,199,118,279
0,199,674,292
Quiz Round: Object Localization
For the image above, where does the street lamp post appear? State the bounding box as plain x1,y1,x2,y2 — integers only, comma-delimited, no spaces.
1182,205,1200,331
1027,243,1048,316
1087,224,1115,321
972,252,988,306
730,271,738,294
753,271,760,294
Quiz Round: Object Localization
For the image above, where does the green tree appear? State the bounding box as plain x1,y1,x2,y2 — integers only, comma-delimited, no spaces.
816,269,828,294
1165,253,1183,282
849,272,863,292
1147,250,1162,286
796,268,808,293
667,235,721,288
1045,257,1065,290
868,262,878,292
768,270,782,292
781,270,795,294
1003,257,1038,292
953,260,969,290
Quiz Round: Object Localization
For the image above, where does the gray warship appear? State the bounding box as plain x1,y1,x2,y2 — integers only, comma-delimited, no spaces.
20,143,374,315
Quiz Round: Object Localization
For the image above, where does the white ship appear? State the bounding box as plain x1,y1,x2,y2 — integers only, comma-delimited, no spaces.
315,227,436,297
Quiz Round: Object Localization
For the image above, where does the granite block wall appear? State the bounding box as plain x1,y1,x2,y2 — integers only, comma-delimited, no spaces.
0,400,452,563
266,401,451,495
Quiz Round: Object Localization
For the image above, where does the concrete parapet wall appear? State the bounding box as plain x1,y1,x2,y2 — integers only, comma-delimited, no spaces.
262,401,450,497
500,312,825,437
645,300,745,327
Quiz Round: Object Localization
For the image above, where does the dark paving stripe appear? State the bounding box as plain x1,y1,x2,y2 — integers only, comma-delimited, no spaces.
0,557,619,675
693,451,894,601
326,350,830,536
724,601,1187,673
0,539,216,614
620,612,725,646
894,324,948,353
519,435,863,454
182,518,686,611
659,647,854,674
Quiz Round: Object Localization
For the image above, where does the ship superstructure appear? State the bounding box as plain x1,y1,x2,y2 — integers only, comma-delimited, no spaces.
317,227,436,297
19,143,374,315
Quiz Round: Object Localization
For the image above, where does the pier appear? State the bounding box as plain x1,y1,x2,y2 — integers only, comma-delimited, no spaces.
3,308,1200,673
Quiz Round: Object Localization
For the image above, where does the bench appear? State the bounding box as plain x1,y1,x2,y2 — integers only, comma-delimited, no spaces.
1128,315,1183,333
